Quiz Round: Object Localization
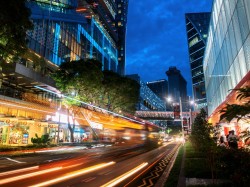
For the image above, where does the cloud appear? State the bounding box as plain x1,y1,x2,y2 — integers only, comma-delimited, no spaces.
126,0,212,95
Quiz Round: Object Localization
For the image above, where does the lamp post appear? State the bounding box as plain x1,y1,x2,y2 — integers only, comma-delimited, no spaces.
167,96,194,144
57,97,62,144
179,97,184,144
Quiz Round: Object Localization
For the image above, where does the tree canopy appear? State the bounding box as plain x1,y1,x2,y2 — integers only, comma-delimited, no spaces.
0,0,33,64
220,86,250,123
52,59,140,114
190,108,215,150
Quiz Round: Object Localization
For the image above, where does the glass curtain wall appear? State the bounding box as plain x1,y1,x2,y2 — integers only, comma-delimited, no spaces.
204,0,250,116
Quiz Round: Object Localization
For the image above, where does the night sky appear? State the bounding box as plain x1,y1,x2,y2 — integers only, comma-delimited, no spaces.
126,0,213,95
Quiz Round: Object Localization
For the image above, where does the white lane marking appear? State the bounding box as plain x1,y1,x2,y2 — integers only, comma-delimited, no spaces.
0,166,39,177
6,157,26,163
81,177,96,182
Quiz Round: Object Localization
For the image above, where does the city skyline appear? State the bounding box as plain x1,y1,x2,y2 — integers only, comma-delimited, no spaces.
126,0,213,96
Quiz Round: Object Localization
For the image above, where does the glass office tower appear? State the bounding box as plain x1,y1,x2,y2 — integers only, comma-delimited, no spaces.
116,0,129,75
203,0,250,122
185,13,211,110
26,0,119,72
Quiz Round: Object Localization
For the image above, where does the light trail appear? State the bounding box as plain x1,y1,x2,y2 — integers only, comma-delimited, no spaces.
31,161,115,187
0,167,62,185
101,162,148,187
0,166,39,177
0,101,54,114
34,86,145,124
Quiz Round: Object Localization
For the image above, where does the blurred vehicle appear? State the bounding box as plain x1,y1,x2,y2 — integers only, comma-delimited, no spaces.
163,136,174,142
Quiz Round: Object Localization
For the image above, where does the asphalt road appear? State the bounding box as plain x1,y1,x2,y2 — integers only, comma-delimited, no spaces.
0,142,178,187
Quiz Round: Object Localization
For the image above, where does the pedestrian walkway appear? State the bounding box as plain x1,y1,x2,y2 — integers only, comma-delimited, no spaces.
177,144,186,187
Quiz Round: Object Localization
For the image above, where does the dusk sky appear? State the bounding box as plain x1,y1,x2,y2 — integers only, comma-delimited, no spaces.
126,0,213,96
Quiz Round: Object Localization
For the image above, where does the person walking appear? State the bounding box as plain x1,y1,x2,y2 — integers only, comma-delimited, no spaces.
228,130,238,149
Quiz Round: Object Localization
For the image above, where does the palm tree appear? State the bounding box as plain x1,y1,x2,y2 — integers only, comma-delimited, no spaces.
220,86,250,123
220,86,250,147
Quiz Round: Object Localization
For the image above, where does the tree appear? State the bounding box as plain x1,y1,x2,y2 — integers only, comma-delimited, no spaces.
52,59,103,142
0,0,33,64
220,86,250,147
102,70,140,114
52,59,140,141
220,86,250,123
190,108,218,181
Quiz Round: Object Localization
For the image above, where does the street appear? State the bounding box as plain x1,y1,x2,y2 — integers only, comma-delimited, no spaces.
0,142,179,187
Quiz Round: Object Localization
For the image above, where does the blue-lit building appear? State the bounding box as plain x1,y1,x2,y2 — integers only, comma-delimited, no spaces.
26,0,124,73
126,75,166,111
146,79,168,103
139,82,166,111
116,0,129,75
185,12,210,110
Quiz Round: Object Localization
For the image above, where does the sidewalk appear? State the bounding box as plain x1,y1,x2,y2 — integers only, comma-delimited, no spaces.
155,144,184,187
177,145,186,187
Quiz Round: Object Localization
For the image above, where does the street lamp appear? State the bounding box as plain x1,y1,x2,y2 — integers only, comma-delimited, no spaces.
167,96,195,144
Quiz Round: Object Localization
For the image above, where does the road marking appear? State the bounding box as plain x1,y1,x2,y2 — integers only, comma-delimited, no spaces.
6,157,26,163
81,177,96,182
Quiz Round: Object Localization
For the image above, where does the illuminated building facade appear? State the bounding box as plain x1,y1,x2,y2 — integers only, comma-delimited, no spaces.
139,82,166,111
26,0,120,72
185,12,210,110
126,75,166,111
116,0,129,75
146,79,168,102
204,0,250,136
0,0,134,145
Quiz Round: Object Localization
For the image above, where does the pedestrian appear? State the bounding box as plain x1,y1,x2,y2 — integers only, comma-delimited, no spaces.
228,130,238,149
219,135,227,147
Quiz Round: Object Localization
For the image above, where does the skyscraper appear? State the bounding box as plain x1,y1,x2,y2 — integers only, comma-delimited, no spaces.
185,12,211,110
116,0,129,75
166,66,188,111
25,0,128,75
203,0,250,132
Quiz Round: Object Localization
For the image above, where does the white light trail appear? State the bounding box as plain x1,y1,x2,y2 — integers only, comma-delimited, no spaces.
34,86,145,124
0,167,62,185
31,161,115,187
0,166,39,177
101,162,148,187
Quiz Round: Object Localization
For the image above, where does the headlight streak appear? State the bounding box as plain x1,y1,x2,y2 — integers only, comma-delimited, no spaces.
35,86,145,125
0,101,54,114
100,162,148,187
0,167,62,185
124,152,168,187
0,166,39,177
30,161,115,187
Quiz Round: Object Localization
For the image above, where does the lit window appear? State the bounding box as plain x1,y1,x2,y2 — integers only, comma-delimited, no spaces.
189,37,199,47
